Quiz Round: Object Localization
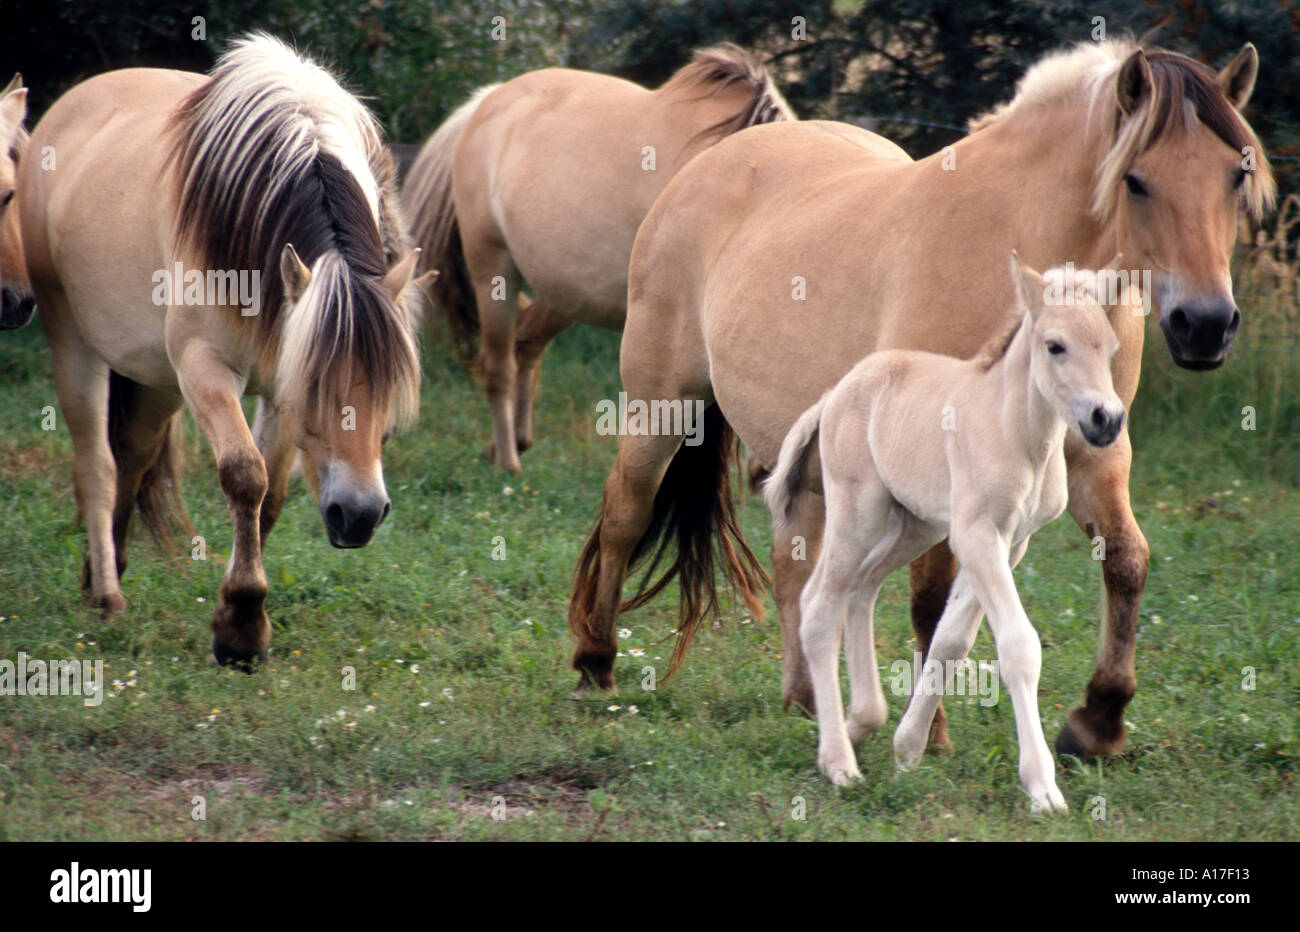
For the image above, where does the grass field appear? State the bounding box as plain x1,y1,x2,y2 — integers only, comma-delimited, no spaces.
0,289,1297,842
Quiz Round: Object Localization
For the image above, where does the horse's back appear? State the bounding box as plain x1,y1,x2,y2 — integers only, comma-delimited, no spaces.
20,68,199,387
626,119,919,463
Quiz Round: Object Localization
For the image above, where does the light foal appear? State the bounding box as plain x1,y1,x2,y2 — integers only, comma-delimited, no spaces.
19,35,426,664
567,40,1274,764
0,73,34,330
404,46,793,470
766,255,1125,812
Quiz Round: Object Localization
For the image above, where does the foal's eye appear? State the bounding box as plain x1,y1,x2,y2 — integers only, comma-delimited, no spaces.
0,190,13,208
1047,341,1066,356
1124,174,1148,198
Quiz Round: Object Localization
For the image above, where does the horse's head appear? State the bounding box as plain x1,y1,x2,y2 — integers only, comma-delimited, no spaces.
1100,44,1274,370
1012,252,1125,447
0,74,34,330
278,243,431,548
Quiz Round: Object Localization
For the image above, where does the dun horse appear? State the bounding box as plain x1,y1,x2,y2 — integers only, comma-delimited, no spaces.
766,255,1125,811
0,74,34,330
404,46,793,470
568,40,1273,762
18,35,428,664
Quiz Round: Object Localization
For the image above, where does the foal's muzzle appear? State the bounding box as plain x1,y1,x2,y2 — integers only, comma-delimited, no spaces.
321,490,391,548
1160,297,1239,371
1079,406,1125,448
0,285,35,329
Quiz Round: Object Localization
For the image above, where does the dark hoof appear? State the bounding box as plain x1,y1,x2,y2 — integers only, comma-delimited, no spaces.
211,636,267,672
1055,721,1088,760
783,690,816,718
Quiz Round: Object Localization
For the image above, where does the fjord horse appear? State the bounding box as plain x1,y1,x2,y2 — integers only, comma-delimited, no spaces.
569,41,1273,761
19,35,427,664
767,254,1125,809
0,74,34,329
404,45,793,470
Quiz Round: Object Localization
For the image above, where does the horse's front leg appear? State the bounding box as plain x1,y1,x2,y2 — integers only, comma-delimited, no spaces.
173,341,270,666
1058,432,1148,759
252,397,301,547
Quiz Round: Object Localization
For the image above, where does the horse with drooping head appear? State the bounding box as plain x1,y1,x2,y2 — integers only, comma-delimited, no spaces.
403,45,794,471
19,34,429,665
568,39,1273,761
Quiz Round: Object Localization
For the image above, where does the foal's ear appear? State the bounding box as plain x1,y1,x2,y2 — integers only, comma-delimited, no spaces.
1115,49,1152,116
0,74,22,98
1216,43,1258,111
280,243,312,305
1009,251,1046,318
381,248,422,301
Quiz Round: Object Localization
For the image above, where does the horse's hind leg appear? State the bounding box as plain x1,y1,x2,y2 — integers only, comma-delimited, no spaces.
908,542,959,752
104,377,184,572
462,236,523,471
43,307,122,612
252,397,300,546
772,494,822,714
512,297,572,455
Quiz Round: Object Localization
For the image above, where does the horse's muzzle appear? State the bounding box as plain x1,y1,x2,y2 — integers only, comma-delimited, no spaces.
1160,298,1238,370
0,286,35,329
322,491,391,548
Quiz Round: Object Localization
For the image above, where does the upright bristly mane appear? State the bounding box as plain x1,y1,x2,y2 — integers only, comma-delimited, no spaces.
660,43,796,145
969,40,1276,224
168,33,419,426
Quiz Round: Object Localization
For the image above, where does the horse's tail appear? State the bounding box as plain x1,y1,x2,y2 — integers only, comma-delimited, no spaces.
660,44,796,148
107,371,193,558
570,403,770,681
764,393,828,533
402,85,498,362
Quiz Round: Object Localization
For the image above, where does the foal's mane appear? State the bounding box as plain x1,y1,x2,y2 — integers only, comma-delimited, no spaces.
166,33,418,426
659,43,795,145
969,40,1275,223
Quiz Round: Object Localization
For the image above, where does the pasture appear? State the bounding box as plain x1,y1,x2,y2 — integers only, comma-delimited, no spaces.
1,281,1296,841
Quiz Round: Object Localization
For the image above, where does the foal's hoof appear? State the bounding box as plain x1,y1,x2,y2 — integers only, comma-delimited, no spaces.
481,442,522,473
210,637,268,672
93,592,128,615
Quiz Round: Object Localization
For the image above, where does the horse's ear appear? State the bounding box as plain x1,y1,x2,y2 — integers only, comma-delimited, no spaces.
1009,251,1046,318
1217,43,1258,111
412,269,439,292
0,86,27,141
280,243,312,305
0,74,22,98
381,248,422,301
1115,49,1152,116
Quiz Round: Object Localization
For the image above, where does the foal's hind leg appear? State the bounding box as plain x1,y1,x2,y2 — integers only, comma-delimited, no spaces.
512,297,572,456
908,542,959,752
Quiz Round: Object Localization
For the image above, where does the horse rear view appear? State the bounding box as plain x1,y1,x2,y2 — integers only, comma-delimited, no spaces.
18,34,427,665
765,255,1125,812
403,46,793,470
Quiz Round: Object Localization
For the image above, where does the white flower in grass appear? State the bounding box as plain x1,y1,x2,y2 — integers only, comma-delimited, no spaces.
410,664,420,674
618,628,632,639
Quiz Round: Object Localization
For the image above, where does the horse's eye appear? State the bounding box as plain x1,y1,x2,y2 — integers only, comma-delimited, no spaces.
1124,174,1148,198
1047,341,1066,356
1233,169,1247,191
0,190,13,207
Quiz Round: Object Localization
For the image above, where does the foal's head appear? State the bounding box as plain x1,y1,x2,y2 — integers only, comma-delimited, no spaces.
0,74,33,330
1011,253,1125,448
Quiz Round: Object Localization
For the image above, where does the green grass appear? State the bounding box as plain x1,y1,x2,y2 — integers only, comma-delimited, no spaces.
0,305,1297,841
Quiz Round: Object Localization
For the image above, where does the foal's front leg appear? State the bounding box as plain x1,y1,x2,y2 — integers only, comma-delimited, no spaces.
172,340,271,665
956,531,1065,813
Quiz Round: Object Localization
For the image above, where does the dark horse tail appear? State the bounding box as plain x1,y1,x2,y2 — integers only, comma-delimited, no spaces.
107,371,192,558
569,404,770,680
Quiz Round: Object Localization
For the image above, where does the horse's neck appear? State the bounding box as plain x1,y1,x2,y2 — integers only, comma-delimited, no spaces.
988,319,1065,464
953,108,1116,265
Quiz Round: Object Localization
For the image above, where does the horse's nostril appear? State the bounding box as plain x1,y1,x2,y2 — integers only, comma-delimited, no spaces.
1168,308,1191,340
1226,308,1241,339
1091,407,1107,428
325,502,345,532
380,500,391,522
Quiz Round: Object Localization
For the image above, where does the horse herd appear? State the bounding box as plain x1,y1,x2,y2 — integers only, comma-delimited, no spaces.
0,32,1274,811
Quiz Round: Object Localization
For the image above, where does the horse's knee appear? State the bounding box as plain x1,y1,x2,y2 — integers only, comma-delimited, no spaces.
1100,529,1149,600
217,449,267,511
